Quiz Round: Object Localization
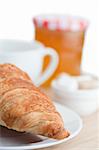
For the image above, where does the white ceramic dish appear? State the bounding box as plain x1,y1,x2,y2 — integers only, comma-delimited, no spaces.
0,102,82,150
52,81,99,116
0,39,59,86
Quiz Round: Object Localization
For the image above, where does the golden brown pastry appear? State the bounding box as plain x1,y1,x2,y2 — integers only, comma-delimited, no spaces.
0,64,70,139
0,63,31,82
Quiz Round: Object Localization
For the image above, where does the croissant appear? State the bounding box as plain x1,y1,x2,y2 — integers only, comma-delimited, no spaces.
0,63,31,82
0,64,70,139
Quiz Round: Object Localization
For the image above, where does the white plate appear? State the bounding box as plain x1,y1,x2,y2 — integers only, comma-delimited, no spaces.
0,102,83,150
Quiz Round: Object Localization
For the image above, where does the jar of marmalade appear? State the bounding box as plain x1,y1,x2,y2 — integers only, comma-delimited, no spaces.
33,15,88,87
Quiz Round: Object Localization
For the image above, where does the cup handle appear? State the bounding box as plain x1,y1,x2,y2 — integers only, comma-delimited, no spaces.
36,48,59,86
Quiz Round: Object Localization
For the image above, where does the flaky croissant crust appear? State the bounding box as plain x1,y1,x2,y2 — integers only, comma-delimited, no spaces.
0,64,70,139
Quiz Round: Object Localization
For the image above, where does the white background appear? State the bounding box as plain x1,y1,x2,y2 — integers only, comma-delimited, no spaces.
0,0,98,76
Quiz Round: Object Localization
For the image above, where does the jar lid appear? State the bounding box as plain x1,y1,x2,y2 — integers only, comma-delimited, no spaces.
33,14,88,31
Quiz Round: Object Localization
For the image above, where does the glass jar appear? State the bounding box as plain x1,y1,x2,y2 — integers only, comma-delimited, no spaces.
33,15,88,87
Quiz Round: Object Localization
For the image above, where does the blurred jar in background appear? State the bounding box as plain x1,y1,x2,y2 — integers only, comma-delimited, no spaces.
33,15,88,87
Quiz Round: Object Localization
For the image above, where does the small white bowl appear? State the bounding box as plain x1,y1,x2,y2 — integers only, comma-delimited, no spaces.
51,80,99,116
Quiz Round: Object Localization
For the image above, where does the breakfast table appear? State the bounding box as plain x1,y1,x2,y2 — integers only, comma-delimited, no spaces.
39,88,99,150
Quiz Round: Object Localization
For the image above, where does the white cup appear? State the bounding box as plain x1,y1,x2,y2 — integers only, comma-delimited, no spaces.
0,39,59,86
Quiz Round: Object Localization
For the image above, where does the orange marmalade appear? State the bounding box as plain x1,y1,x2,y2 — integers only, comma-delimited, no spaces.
33,15,88,87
